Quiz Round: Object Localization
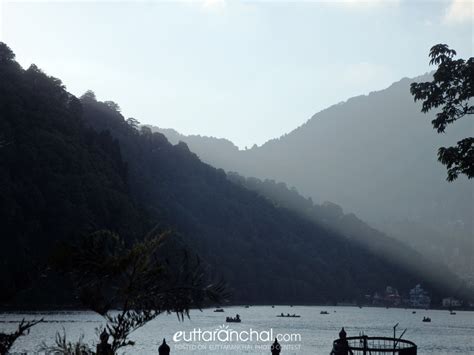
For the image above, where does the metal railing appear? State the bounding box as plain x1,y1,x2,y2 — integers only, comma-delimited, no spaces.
333,336,417,355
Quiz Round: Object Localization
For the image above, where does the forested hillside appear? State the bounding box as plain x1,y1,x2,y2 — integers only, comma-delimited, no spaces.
79,96,432,304
0,44,153,304
0,43,464,306
150,76,473,284
226,173,461,296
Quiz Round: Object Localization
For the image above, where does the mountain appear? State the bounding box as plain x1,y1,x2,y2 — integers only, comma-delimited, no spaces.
80,96,448,304
0,47,151,304
0,42,465,307
150,76,473,283
226,172,458,292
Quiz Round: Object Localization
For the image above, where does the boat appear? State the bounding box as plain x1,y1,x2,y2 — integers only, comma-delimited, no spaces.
450,311,456,315
412,311,416,314
214,308,224,312
226,315,241,323
320,311,329,315
422,316,431,322
276,313,300,318
244,305,250,308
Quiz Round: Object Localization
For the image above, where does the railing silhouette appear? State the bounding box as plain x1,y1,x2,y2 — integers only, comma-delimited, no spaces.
333,336,417,355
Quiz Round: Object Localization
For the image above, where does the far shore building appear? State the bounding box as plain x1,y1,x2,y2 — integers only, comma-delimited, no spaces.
372,286,401,307
442,297,462,308
409,284,431,308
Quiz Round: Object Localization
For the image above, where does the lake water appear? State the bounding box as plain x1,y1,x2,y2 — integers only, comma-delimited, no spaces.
1,306,473,354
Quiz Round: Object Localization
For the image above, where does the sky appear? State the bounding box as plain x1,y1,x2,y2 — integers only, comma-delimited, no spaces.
1,0,472,148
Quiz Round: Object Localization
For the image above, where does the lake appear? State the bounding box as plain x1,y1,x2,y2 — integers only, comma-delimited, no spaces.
1,306,473,354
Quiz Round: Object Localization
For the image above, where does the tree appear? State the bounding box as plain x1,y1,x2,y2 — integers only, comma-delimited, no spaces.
140,126,152,136
52,229,225,353
104,100,121,113
40,331,93,354
0,42,15,64
410,44,474,181
126,117,140,130
81,90,97,102
0,319,43,355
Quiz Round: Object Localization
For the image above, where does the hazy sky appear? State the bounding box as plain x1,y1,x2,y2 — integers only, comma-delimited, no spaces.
1,0,472,148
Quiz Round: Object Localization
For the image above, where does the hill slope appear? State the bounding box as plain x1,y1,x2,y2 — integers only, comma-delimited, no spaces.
0,43,463,306
80,97,435,304
0,45,150,304
151,76,473,283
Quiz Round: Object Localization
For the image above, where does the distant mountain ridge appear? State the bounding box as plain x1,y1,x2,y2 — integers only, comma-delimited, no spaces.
150,75,473,283
2,42,464,306
226,171,458,291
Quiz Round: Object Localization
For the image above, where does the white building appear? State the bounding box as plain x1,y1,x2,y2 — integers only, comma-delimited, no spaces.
409,284,431,308
442,297,462,308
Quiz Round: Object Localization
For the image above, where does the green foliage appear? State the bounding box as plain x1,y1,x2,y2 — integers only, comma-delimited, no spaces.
53,230,225,352
0,42,16,64
104,101,121,113
40,330,94,355
0,46,148,305
0,318,43,355
410,44,473,181
80,90,97,102
437,137,474,181
126,117,140,130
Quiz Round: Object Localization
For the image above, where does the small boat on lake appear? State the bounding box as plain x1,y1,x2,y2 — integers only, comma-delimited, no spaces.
320,311,329,315
277,313,300,318
226,314,241,323
214,308,224,312
422,316,431,322
450,311,456,315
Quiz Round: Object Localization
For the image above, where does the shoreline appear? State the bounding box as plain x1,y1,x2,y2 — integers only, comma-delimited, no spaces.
1,304,473,314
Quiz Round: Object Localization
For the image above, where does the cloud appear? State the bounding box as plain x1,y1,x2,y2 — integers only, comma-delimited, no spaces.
323,0,401,9
444,0,474,24
200,0,227,13
336,0,398,4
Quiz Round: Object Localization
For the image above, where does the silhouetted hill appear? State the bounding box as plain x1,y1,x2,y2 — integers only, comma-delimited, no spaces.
81,98,443,304
151,76,473,284
226,173,460,295
0,43,466,306
0,45,150,304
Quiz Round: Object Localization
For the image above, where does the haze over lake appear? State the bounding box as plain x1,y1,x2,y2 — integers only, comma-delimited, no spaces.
2,306,473,355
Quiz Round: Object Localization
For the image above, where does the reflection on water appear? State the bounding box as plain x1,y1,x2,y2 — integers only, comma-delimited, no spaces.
1,306,473,354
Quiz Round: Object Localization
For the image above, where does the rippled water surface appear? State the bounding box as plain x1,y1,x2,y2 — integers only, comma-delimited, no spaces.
1,306,473,354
